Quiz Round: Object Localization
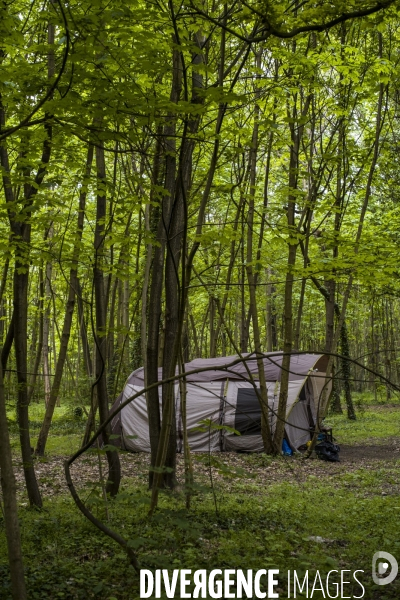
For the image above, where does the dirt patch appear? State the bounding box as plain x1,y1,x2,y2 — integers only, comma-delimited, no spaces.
339,443,400,463
10,437,400,504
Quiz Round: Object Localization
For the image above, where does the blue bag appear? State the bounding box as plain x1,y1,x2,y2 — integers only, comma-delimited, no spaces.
282,439,293,456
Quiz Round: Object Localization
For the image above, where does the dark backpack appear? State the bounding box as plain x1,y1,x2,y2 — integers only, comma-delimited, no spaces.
315,440,340,462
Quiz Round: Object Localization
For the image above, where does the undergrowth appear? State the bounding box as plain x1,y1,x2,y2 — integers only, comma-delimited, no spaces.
1,465,400,599
7,402,88,455
326,405,400,444
1,400,400,598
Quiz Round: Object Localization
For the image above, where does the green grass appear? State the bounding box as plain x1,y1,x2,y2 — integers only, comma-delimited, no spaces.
29,433,82,455
326,405,400,444
1,464,400,599
2,398,400,599
7,401,88,455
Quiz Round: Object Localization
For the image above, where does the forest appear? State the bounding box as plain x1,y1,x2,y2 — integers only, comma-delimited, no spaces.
1,0,400,599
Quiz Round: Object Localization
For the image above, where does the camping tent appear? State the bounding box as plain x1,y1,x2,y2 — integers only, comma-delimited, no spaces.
110,353,332,453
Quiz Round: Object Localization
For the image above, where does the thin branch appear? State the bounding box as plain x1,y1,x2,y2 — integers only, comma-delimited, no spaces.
0,0,70,141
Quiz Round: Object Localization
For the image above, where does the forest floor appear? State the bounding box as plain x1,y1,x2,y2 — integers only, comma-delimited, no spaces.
340,441,400,462
10,401,400,501
2,400,400,600
12,433,400,502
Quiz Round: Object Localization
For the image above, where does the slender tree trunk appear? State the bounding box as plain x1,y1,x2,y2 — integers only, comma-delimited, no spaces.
122,275,130,366
107,275,118,375
240,244,247,353
266,269,277,352
212,193,246,348
146,209,165,487
340,320,356,420
27,272,44,404
14,257,43,506
273,123,299,451
330,362,343,414
245,50,276,454
209,297,216,357
179,353,193,509
77,279,93,378
140,205,152,375
94,141,121,497
1,310,14,373
0,362,27,600
273,87,311,450
80,276,100,447
188,304,200,357
0,256,9,307
150,26,210,505
1,15,54,505
146,44,182,491
43,227,53,406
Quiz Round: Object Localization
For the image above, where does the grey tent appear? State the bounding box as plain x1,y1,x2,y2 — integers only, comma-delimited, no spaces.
110,353,332,453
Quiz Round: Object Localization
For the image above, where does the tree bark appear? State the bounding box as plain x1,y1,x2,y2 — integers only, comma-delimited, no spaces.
94,141,121,497
0,107,50,508
146,42,182,491
27,277,43,404
43,230,53,407
0,362,27,600
245,50,276,454
77,278,93,378
1,310,14,373
13,254,43,507
273,120,299,451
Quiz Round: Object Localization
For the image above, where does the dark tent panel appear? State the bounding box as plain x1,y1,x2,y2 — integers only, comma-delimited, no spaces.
235,388,261,436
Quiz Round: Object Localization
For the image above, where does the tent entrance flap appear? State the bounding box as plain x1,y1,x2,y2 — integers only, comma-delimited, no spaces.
234,388,261,435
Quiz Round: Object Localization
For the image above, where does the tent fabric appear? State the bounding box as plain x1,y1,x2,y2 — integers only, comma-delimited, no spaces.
221,379,305,452
112,353,332,454
126,353,327,386
178,382,224,452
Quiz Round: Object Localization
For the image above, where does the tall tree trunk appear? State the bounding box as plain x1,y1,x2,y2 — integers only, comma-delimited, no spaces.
145,207,165,487
150,25,210,506
140,131,162,387
27,270,44,404
43,226,53,406
0,362,27,600
212,193,246,350
209,297,216,357
1,310,14,374
146,42,182,491
77,279,93,378
273,115,299,451
340,320,356,420
330,362,343,414
107,275,118,377
13,252,43,507
240,243,248,353
94,141,121,497
266,269,277,352
0,91,52,507
245,50,276,454
273,85,311,450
